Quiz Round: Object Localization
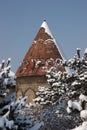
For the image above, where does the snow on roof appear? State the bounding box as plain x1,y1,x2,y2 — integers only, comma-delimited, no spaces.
41,20,54,39
16,20,66,77
42,21,68,73
41,20,65,61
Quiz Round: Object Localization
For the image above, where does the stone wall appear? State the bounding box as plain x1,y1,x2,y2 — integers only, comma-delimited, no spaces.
16,76,49,102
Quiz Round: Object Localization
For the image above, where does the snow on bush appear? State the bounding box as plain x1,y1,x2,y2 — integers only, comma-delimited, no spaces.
0,117,15,130
34,48,87,106
0,47,86,130
71,121,87,130
0,58,16,98
67,100,82,113
5,118,14,129
33,48,87,130
0,94,39,130
0,58,43,130
79,94,87,102
80,110,87,121
79,94,87,109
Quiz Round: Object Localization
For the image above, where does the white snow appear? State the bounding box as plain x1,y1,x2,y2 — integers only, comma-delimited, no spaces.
41,20,54,39
80,110,87,121
84,48,87,54
8,70,15,78
35,60,41,67
3,110,10,118
0,117,14,129
66,106,72,114
0,117,5,129
33,97,41,102
41,20,66,63
5,118,14,129
47,78,55,83
52,82,61,87
79,94,87,102
46,74,51,78
38,86,47,92
43,39,54,44
71,81,79,86
72,121,87,130
67,100,82,112
28,122,44,130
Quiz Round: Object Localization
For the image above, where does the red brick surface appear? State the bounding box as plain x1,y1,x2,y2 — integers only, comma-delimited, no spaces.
16,25,65,77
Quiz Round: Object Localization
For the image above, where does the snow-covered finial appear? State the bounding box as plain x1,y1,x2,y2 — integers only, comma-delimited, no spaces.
43,19,46,22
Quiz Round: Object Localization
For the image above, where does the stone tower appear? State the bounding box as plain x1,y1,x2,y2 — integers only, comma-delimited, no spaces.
16,20,65,102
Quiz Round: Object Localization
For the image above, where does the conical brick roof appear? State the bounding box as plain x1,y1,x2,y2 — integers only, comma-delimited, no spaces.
16,20,65,77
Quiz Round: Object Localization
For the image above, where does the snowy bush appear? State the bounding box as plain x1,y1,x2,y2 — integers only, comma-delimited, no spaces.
79,94,87,103
71,121,87,130
0,48,86,130
67,100,82,113
80,110,87,121
0,58,43,130
0,58,16,115
0,94,41,130
66,93,87,130
33,48,87,130
34,48,87,106
0,58,16,98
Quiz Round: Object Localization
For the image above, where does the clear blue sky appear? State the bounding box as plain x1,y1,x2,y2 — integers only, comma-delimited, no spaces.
0,0,87,72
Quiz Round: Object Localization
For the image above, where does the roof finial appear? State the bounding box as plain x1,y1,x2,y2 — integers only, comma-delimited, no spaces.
44,19,46,22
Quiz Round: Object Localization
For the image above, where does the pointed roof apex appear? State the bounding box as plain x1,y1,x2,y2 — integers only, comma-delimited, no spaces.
40,20,54,39
41,19,47,27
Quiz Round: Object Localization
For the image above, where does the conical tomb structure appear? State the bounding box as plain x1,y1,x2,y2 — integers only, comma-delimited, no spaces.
16,20,65,102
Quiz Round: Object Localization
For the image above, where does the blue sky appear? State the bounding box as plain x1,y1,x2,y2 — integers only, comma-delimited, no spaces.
0,0,87,72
